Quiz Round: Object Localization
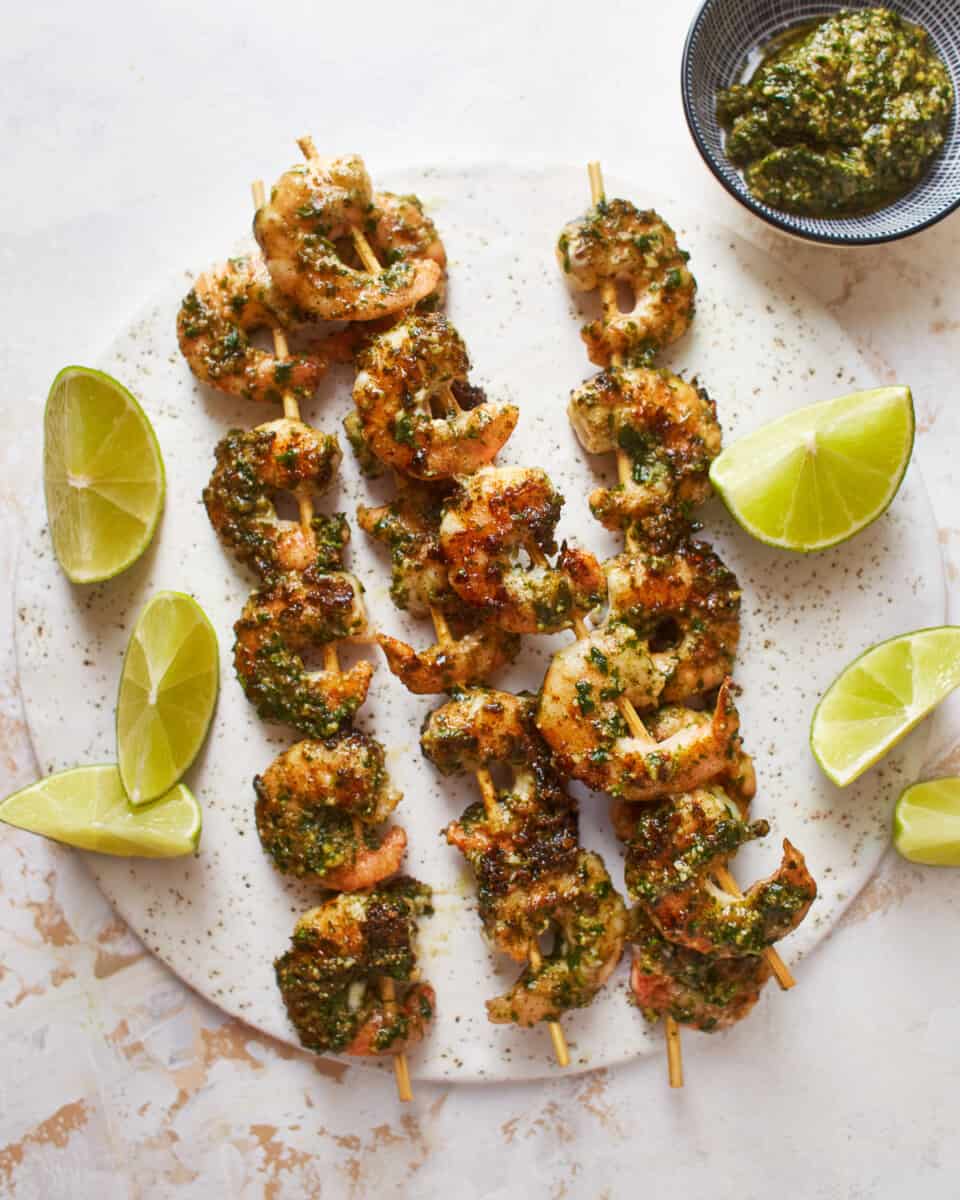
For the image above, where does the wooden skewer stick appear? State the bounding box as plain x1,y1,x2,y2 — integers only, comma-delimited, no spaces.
379,976,414,1101
664,1012,684,1088
253,168,414,1103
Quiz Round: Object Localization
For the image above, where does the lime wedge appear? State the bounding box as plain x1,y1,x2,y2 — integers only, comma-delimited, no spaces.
710,386,914,552
117,591,219,805
44,366,165,583
811,627,960,787
0,765,201,857
894,778,960,866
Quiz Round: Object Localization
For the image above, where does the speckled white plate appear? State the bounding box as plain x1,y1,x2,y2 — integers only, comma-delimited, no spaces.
15,165,947,1083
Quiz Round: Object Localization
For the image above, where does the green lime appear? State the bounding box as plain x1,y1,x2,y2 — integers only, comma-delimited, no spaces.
710,386,914,552
0,765,201,857
44,366,165,583
894,778,960,866
117,591,219,805
811,627,960,787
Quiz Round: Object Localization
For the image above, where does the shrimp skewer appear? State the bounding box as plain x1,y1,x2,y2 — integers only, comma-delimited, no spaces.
420,439,576,1062
576,162,808,1084
252,171,415,1103
304,126,576,1066
585,161,796,976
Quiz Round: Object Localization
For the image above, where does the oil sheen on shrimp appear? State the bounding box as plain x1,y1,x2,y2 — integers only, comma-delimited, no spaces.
357,476,455,617
423,690,627,1024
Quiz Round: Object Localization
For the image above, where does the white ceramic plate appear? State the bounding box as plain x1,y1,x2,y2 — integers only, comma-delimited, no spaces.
15,165,946,1083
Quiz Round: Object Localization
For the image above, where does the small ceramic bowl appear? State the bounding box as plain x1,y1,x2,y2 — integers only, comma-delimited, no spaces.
681,0,960,244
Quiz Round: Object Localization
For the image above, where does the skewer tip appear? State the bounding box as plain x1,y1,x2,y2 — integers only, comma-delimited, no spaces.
297,135,319,162
664,1016,684,1089
393,1052,414,1102
587,161,605,206
549,1020,570,1068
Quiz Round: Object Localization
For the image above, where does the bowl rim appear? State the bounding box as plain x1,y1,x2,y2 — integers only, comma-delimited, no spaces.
680,0,960,246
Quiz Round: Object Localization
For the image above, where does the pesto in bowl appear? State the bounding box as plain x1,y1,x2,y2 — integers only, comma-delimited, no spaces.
716,7,954,217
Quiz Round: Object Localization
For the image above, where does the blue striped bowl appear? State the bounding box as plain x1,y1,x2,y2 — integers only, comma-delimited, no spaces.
681,0,960,244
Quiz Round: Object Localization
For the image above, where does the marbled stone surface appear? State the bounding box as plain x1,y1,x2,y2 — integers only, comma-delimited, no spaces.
2,1,959,1196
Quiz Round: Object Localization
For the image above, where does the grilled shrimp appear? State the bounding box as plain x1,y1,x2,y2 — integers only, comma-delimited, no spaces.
440,466,606,633
557,200,696,366
353,315,518,480
377,621,521,694
177,254,329,403
538,667,748,801
421,689,547,775
613,784,769,938
446,788,579,945
629,905,772,1032
357,477,454,616
606,540,741,702
371,191,448,307
570,367,722,543
254,733,405,888
254,155,443,321
444,762,580,960
274,879,435,1055
535,619,666,762
424,690,626,1023
425,688,577,955
485,851,627,1027
204,419,343,581
632,837,816,958
233,569,371,738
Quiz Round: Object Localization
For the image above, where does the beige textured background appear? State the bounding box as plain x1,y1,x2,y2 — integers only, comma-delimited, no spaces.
2,1,960,1196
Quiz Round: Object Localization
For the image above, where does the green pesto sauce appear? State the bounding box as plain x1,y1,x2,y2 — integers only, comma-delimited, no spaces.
717,8,954,217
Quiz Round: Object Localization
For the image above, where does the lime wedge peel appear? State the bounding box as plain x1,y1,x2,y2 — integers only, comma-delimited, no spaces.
894,778,960,866
710,386,914,553
810,627,960,787
44,366,165,584
0,766,201,857
117,591,219,806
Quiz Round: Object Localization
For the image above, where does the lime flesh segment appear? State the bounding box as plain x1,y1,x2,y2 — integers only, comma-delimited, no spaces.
710,386,914,552
811,627,960,787
894,779,960,866
0,766,201,857
117,591,219,805
44,366,165,583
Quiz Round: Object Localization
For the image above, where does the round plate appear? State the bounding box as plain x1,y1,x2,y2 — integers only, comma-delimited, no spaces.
15,165,946,1082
